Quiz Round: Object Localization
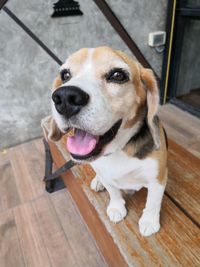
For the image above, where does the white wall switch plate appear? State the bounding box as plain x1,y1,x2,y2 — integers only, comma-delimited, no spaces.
148,31,166,47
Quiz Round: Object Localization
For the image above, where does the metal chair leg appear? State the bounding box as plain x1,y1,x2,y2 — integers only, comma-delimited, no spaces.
43,138,59,193
42,138,76,193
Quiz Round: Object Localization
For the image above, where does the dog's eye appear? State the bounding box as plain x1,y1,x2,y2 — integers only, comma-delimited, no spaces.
106,68,129,84
60,69,71,82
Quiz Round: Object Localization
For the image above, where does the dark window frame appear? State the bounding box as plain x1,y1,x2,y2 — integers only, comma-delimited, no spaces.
162,0,200,117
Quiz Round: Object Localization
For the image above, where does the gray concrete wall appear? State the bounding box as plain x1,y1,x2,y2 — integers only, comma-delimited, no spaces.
107,0,168,76
0,0,167,149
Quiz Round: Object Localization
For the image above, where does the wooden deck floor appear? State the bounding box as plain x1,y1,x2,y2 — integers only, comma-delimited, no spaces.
0,139,107,267
159,103,200,158
0,103,199,267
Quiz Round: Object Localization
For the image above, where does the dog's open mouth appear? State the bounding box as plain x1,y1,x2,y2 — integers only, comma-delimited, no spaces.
66,119,122,160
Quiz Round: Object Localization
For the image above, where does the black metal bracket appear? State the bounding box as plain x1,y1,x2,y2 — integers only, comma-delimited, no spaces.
43,138,76,193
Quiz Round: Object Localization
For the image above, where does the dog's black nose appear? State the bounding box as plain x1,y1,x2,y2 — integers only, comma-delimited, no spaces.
52,86,89,118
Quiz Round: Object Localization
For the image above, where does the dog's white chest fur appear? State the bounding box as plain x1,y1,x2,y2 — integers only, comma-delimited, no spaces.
91,150,158,191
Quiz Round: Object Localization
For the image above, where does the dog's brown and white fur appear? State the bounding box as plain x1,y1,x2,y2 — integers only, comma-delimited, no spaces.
49,47,167,237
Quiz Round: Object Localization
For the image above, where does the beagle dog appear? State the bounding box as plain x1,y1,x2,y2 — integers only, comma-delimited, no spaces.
49,47,168,237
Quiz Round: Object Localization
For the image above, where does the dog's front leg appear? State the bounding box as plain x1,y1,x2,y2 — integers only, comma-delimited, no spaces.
103,183,127,223
139,181,166,236
90,175,105,192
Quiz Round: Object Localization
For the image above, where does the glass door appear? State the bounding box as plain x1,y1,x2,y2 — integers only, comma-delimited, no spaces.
168,0,200,117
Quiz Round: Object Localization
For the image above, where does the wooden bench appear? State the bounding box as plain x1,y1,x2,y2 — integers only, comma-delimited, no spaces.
47,135,200,267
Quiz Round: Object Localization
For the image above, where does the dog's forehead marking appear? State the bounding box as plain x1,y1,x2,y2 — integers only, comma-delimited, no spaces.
64,47,130,76
92,47,130,71
67,48,88,66
80,48,95,75
61,48,90,75
61,48,95,78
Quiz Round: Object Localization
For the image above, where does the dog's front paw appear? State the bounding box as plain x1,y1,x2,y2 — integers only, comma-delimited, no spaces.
90,176,105,192
107,201,127,223
139,213,160,237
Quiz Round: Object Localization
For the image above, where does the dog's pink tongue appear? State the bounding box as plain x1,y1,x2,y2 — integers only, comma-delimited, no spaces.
67,129,99,156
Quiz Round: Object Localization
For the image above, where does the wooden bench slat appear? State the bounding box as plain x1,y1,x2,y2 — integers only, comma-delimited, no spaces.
49,139,200,267
167,139,200,225
49,141,128,267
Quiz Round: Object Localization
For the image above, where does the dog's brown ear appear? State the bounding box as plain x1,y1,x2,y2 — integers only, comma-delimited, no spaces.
48,117,64,141
41,116,63,142
41,76,64,142
140,67,160,149
47,75,63,141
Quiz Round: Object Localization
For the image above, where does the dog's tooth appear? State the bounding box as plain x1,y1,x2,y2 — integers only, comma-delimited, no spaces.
67,128,75,137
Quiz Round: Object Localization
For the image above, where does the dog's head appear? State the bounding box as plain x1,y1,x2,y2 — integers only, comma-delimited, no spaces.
50,47,159,162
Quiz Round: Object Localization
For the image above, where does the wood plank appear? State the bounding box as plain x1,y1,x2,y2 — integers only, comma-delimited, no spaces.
49,141,128,267
188,137,200,159
49,139,200,267
0,139,107,267
35,140,108,267
9,145,43,203
167,139,200,224
159,104,200,139
32,194,78,267
126,189,200,266
34,138,44,155
0,139,109,267
159,104,200,157
159,123,191,148
0,210,25,267
14,202,51,267
0,159,20,212
21,140,44,196
51,189,108,267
